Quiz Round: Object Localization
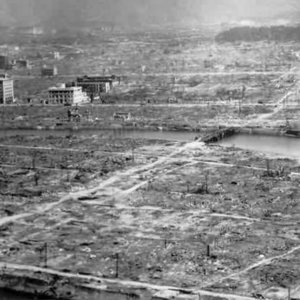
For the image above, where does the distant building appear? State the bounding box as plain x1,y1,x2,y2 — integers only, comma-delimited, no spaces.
113,112,131,121
32,27,44,36
0,56,11,70
0,74,14,104
76,75,120,95
42,66,58,77
168,97,179,104
16,26,44,36
16,59,31,69
48,84,88,105
53,52,60,60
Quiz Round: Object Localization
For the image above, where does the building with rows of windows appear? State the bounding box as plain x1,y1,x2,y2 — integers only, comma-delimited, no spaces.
76,75,120,95
0,74,14,104
48,84,88,105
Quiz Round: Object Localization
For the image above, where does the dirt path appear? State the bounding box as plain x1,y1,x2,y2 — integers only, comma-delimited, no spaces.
0,213,32,227
196,159,300,176
0,144,88,153
209,213,259,222
254,91,293,122
13,71,296,80
0,163,79,172
204,244,300,288
0,144,124,156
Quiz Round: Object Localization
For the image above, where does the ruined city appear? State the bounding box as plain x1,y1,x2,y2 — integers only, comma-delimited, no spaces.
0,1,299,300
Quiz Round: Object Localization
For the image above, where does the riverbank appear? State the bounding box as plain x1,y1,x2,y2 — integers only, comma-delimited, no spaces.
239,127,300,137
0,101,299,141
0,103,282,133
0,124,300,142
0,262,261,300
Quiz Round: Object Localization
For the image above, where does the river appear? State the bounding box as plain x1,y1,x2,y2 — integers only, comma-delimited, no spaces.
217,133,300,159
0,289,40,300
0,129,299,159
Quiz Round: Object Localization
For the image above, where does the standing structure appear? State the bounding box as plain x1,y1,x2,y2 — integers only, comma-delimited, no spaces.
16,59,32,69
0,74,14,104
76,75,120,96
0,56,11,70
48,84,88,105
53,52,60,60
42,66,58,77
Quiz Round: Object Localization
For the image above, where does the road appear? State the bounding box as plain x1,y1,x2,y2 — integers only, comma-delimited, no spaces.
0,144,88,153
204,244,300,289
2,102,277,108
12,70,300,80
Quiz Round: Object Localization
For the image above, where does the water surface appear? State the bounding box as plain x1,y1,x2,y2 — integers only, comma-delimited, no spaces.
217,134,300,159
0,289,38,300
0,129,299,159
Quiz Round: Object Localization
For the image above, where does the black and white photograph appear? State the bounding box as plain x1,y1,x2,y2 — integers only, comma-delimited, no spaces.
0,1,299,299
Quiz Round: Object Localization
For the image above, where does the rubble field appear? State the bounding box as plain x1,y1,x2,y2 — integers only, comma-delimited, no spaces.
0,103,279,132
1,26,300,300
9,31,297,106
0,133,299,299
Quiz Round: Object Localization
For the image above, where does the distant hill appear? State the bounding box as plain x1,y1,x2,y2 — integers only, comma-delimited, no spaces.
215,25,300,43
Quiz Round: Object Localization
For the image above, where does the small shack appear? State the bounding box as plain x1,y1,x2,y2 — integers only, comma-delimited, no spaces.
113,112,131,121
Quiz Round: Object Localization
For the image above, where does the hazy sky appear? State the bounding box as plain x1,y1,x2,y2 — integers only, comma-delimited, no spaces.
0,0,299,28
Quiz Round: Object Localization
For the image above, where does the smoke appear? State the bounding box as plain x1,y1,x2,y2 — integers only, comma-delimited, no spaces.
0,0,299,28
40,0,88,29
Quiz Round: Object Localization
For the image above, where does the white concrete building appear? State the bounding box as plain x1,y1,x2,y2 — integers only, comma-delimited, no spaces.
53,52,60,60
0,74,14,104
48,84,88,105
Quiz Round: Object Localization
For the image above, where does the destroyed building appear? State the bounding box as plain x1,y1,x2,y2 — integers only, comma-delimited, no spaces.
76,75,120,95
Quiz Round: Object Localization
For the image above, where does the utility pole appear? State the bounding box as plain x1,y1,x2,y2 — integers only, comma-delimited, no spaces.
115,253,119,278
131,145,135,162
44,242,48,268
206,244,211,257
205,171,209,194
32,154,36,170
